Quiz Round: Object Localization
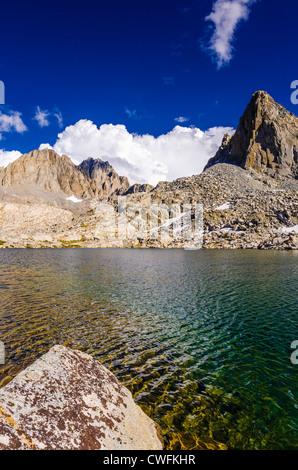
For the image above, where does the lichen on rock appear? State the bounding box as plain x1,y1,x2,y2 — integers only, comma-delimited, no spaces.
0,346,163,450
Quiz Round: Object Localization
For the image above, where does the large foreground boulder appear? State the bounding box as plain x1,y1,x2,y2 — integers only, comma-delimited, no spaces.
0,346,163,450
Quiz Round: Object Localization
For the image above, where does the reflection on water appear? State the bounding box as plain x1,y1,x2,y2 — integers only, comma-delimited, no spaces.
0,249,297,449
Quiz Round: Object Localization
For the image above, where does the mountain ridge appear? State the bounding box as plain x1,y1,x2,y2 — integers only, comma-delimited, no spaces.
0,149,130,200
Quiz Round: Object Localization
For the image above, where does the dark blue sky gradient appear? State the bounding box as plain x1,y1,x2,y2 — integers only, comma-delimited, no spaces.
0,0,298,153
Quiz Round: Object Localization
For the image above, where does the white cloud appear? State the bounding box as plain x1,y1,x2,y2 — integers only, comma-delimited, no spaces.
39,143,54,151
174,116,189,123
0,111,27,139
39,120,234,185
33,106,63,128
205,0,257,68
53,110,63,128
0,149,22,168
33,106,50,127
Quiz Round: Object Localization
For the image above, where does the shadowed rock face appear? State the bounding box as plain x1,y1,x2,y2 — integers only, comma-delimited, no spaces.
125,183,154,195
204,91,298,178
79,157,130,198
0,149,130,200
0,346,163,450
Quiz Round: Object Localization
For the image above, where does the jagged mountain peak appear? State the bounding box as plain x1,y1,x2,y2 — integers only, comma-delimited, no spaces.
79,157,114,175
79,157,130,197
204,91,298,178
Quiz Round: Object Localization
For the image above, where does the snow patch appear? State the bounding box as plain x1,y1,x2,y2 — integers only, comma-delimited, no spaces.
282,225,298,234
215,202,230,211
66,195,82,203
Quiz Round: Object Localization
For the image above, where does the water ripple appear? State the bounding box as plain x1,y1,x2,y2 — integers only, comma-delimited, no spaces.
0,249,297,449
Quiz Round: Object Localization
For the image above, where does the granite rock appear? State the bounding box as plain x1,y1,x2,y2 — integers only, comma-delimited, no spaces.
204,91,298,178
0,346,163,450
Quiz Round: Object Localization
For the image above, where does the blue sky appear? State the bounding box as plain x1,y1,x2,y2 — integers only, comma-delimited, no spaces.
0,0,298,184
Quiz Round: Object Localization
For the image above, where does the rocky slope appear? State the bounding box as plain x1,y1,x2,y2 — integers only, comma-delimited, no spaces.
204,91,298,178
145,164,298,249
125,183,154,195
0,162,296,250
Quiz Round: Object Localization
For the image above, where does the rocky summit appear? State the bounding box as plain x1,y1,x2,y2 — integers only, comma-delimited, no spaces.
0,91,297,250
204,91,298,178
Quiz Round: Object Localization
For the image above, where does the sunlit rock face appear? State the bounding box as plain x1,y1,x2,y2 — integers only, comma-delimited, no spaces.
0,149,130,200
204,91,298,178
0,345,163,450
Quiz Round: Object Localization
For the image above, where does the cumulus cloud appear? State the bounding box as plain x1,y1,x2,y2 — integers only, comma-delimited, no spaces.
39,143,54,151
33,106,63,128
0,149,22,168
205,0,257,68
39,120,234,185
0,111,27,139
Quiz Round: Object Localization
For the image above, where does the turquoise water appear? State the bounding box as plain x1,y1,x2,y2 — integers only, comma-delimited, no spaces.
0,249,297,449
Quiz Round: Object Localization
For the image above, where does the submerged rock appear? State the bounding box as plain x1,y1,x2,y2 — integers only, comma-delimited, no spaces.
0,345,163,450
